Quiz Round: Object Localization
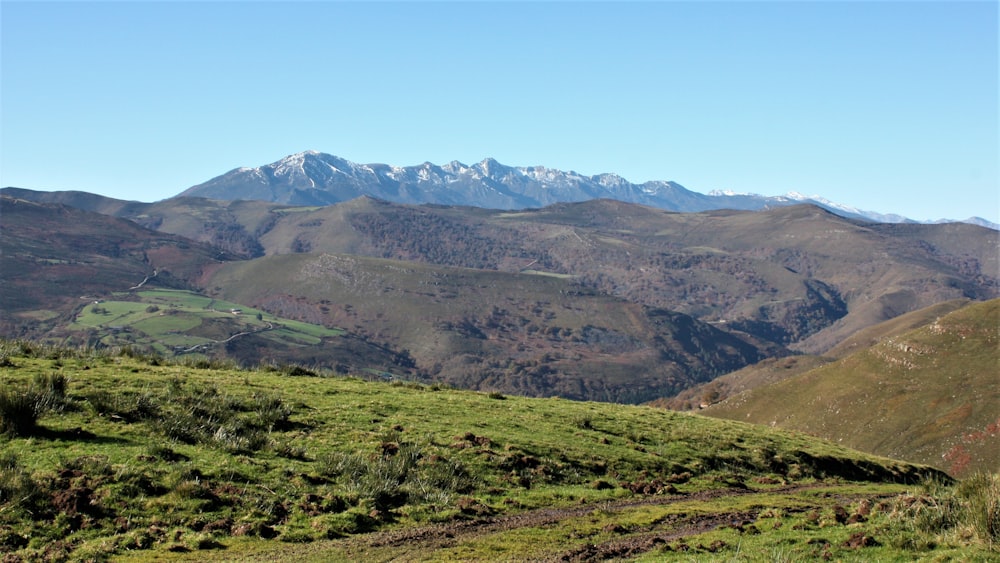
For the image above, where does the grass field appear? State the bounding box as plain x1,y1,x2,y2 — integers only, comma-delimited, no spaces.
1,341,995,561
66,289,344,356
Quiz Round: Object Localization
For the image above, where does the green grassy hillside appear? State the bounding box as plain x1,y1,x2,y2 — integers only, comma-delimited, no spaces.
69,289,342,349
706,299,1000,477
649,355,834,411
5,341,995,562
53,289,413,376
824,298,974,359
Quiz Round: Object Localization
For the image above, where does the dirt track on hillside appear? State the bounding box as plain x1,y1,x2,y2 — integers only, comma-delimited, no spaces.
342,483,837,560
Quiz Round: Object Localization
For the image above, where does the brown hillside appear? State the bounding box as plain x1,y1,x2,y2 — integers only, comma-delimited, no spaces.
0,196,229,336
205,252,767,402
271,200,997,354
704,299,1000,477
3,190,996,406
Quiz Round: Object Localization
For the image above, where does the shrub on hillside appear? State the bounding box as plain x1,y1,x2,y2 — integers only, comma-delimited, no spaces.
143,383,293,453
86,390,159,422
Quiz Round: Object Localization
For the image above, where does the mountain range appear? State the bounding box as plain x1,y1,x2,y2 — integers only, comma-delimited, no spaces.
180,151,998,228
3,150,999,399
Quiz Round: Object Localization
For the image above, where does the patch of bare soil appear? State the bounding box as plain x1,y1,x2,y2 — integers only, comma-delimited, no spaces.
548,510,756,562
346,484,825,558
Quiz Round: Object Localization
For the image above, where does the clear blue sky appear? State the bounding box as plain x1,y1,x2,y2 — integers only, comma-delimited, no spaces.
2,1,997,222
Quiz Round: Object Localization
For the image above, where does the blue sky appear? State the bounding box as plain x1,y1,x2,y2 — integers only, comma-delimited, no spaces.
2,1,997,223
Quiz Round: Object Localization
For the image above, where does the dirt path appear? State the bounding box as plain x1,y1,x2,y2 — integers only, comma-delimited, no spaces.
341,483,831,559
173,483,899,563
545,509,757,562
128,269,158,290
358,486,755,549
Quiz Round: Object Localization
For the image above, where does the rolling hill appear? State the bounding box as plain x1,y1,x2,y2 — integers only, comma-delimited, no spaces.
222,197,997,354
203,252,766,402
3,341,985,562
1,187,279,259
0,196,416,376
702,298,1000,477
1,173,998,559
0,196,773,402
0,196,228,337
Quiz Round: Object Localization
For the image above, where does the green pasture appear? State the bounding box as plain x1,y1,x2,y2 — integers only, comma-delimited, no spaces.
65,288,343,356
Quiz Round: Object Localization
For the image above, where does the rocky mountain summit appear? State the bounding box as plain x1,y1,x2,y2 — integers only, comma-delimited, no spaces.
180,151,996,227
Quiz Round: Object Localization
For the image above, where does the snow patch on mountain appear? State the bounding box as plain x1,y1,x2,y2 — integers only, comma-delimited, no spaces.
180,152,991,228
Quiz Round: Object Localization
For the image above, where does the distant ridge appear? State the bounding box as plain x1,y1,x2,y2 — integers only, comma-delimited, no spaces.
179,151,997,228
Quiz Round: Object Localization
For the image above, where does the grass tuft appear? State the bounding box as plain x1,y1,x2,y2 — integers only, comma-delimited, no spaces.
877,473,1000,552
957,472,1000,551
0,453,44,519
0,373,68,436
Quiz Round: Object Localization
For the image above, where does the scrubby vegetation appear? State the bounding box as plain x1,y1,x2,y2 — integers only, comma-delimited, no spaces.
871,473,1000,554
704,298,1000,477
0,339,995,561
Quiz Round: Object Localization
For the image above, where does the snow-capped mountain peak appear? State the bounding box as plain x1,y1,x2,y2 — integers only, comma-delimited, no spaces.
179,152,991,227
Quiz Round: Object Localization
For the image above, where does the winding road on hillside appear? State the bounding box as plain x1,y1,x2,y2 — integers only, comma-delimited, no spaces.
177,321,274,354
128,269,158,290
